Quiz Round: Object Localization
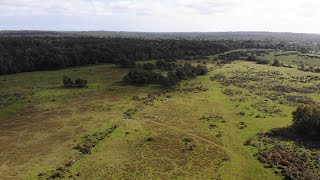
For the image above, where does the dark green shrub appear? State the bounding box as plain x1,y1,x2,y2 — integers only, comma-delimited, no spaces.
142,63,155,70
123,70,163,85
63,76,73,88
114,54,135,68
162,71,180,88
256,59,269,64
164,58,176,62
292,104,320,136
123,63,208,88
247,55,258,61
156,60,177,70
62,76,88,88
74,78,88,88
196,64,208,75
272,59,281,67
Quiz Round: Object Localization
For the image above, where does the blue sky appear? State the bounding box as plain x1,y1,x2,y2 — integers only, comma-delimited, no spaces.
0,0,319,33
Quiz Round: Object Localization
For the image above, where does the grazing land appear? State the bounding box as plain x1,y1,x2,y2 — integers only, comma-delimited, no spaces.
1,48,320,179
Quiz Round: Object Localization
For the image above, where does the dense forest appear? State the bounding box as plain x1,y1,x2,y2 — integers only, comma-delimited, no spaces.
0,36,316,75
3,31,320,42
0,37,230,74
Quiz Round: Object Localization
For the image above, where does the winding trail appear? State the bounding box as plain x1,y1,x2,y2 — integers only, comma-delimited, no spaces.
143,118,234,155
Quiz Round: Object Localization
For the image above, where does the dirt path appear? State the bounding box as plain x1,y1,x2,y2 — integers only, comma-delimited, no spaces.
144,119,232,154
134,76,281,179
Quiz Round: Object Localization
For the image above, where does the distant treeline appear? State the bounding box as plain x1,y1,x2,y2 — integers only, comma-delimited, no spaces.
0,37,313,75
3,31,320,43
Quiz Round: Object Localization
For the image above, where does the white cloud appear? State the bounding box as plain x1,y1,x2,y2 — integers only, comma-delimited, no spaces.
0,0,112,16
109,0,165,15
176,0,238,14
0,0,320,33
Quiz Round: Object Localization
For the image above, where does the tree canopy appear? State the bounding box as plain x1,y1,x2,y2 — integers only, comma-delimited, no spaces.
292,104,320,136
0,37,234,75
0,36,309,75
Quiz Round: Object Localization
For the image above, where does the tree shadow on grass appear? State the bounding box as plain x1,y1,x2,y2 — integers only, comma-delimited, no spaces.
112,81,128,86
266,126,320,150
112,81,164,90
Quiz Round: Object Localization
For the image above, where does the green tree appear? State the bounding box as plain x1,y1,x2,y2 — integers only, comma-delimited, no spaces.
162,71,180,88
256,59,269,64
247,55,257,62
63,75,73,88
74,78,88,88
292,104,320,136
196,64,208,75
114,54,135,68
272,59,281,67
142,63,155,70
123,70,163,85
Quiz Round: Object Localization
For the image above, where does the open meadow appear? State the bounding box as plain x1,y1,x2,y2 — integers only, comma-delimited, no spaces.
3,0,320,178
1,49,320,179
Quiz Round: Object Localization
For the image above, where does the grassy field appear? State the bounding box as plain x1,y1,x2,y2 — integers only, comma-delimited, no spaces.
262,51,320,69
1,53,320,179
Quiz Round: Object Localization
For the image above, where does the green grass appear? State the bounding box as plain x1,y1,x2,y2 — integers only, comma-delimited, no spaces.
0,64,119,117
262,51,320,68
1,56,320,179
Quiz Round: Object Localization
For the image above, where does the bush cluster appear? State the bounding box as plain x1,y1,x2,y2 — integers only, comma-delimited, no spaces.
272,59,282,67
163,63,208,88
156,59,178,70
63,76,88,88
256,59,269,64
114,54,136,68
123,63,208,88
142,63,155,70
123,70,163,85
292,104,320,136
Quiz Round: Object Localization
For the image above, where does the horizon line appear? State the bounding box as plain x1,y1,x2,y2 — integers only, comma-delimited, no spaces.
1,30,320,35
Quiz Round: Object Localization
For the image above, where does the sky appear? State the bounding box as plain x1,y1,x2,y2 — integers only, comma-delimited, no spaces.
0,0,319,33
